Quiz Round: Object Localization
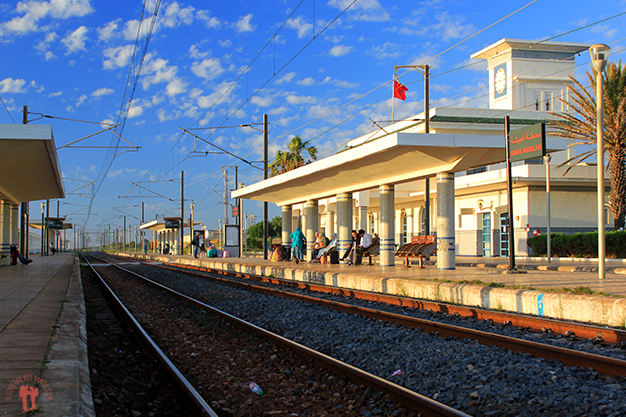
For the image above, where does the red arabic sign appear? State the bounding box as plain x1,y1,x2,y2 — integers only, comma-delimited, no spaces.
509,123,545,162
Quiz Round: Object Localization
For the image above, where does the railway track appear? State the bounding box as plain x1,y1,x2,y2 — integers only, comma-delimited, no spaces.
93,252,626,416
113,253,626,378
82,253,467,417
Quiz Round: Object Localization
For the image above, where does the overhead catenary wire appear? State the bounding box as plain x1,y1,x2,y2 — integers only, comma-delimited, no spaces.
0,96,15,123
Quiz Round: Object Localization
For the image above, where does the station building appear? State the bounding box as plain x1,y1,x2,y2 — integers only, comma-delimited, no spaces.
0,123,65,265
233,38,608,268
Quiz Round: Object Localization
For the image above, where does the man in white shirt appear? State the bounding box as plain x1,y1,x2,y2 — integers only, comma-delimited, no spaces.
359,229,372,251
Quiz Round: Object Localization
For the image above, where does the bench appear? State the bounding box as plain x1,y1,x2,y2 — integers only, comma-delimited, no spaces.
362,240,380,265
395,235,437,268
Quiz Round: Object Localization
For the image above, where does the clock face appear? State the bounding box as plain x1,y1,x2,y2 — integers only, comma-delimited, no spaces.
495,67,506,95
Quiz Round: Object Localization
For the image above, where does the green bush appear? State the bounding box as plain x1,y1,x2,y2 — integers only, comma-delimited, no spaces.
528,230,626,258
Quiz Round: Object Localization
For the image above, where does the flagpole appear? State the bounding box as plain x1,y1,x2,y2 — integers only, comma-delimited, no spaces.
391,74,395,124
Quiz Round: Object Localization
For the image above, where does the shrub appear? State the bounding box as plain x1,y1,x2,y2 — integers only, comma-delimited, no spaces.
528,230,626,258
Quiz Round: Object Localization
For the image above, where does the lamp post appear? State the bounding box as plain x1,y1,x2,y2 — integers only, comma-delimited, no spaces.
40,202,45,255
589,44,610,280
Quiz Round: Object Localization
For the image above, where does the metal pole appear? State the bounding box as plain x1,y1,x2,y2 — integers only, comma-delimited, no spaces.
41,204,45,255
181,170,184,256
504,116,516,271
123,215,126,251
545,154,552,262
141,202,145,254
424,65,430,236
263,114,269,260
597,71,605,279
46,199,49,255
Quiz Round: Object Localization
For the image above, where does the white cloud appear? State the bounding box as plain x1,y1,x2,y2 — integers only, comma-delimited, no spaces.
297,77,315,86
165,77,186,97
329,44,353,57
35,31,57,58
286,16,313,39
76,94,87,106
191,57,224,80
367,42,402,60
218,39,231,48
49,91,62,97
250,95,272,107
433,11,473,41
234,13,255,33
197,10,221,29
62,25,88,53
91,87,113,97
275,72,296,84
189,44,208,59
160,2,195,28
103,45,134,70
97,19,119,41
0,78,27,93
1,0,94,35
127,101,143,118
328,0,389,21
285,94,317,105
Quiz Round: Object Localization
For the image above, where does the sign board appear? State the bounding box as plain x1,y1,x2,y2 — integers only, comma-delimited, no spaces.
509,123,545,162
47,220,64,230
164,219,180,229
232,206,239,217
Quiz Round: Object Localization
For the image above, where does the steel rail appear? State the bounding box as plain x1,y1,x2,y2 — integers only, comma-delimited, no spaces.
80,255,218,417
95,255,469,417
143,257,626,344
125,257,626,378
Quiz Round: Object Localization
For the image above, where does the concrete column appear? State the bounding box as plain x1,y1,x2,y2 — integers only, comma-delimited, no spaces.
1,201,10,265
336,193,352,252
281,205,292,249
10,204,19,248
436,172,455,270
305,200,318,260
358,206,368,232
379,184,395,267
326,211,335,237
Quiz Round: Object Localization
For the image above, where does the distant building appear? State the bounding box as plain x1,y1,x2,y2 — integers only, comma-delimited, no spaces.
234,39,606,261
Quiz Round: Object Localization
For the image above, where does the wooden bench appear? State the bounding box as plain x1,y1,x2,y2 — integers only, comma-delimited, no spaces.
395,235,437,268
362,240,380,265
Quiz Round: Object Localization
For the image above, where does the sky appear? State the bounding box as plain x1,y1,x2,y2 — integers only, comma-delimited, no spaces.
1,0,625,246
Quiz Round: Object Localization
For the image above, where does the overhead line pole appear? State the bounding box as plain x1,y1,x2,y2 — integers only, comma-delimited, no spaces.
180,170,184,256
263,114,269,260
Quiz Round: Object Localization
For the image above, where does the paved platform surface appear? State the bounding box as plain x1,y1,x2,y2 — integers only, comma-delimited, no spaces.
133,251,626,297
0,253,93,416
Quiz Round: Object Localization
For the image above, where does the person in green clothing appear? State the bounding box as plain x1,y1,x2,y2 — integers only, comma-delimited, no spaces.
289,226,306,264
207,243,218,258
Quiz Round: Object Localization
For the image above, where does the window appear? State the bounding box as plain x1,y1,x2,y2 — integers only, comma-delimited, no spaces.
534,91,555,111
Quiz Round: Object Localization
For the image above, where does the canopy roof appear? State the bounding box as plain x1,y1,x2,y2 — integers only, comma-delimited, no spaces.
0,124,64,204
232,131,566,206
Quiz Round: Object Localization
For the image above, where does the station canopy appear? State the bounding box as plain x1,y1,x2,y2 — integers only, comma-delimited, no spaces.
232,131,566,207
0,124,64,204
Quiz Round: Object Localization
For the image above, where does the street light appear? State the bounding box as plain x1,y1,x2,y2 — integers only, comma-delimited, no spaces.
589,44,610,280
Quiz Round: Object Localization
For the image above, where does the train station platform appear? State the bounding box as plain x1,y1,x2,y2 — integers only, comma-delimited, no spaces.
0,253,93,416
118,251,626,330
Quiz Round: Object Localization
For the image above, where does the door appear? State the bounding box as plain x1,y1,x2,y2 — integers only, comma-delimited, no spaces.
482,213,491,257
500,212,509,257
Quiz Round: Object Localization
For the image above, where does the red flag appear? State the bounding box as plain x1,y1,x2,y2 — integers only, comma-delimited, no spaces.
393,79,408,101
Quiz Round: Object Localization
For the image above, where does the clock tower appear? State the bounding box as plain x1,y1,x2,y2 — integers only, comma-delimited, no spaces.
471,39,590,111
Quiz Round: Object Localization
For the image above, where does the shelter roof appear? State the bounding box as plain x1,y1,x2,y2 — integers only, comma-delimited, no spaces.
470,38,591,60
0,124,64,204
232,131,566,206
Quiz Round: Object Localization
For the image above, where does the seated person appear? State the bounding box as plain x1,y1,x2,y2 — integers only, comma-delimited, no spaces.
340,230,360,262
11,245,32,265
309,232,328,261
207,243,218,258
312,234,337,262
358,229,373,251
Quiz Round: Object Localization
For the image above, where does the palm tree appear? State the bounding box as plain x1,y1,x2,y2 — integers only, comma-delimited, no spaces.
551,61,626,229
269,136,318,177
